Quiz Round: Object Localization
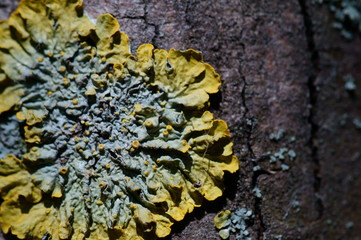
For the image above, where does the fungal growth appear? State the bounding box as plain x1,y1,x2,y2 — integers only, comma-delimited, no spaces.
0,0,239,239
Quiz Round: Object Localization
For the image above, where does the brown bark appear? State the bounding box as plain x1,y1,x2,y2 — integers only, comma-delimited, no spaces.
1,0,360,239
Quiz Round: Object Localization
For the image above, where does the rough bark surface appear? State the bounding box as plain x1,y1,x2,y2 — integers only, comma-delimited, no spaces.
1,0,360,239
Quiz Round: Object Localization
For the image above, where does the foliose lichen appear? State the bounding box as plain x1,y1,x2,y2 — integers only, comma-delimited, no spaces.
0,1,239,239
214,208,254,240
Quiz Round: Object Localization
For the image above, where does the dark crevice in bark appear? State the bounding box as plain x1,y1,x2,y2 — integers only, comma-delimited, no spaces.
240,76,253,156
143,0,159,48
184,1,192,29
251,171,267,240
298,0,324,220
240,71,265,239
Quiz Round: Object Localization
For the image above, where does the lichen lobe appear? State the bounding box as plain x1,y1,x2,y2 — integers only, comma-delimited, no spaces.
0,0,239,240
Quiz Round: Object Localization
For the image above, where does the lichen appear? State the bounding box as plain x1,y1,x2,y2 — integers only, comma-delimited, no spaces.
269,147,296,164
315,0,361,39
214,208,254,240
252,187,262,198
269,129,285,142
353,118,361,130
0,1,239,239
252,130,297,174
343,74,357,91
345,221,354,229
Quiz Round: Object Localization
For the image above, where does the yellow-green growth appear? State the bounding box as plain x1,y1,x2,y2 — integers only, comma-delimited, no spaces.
214,210,232,230
0,0,239,239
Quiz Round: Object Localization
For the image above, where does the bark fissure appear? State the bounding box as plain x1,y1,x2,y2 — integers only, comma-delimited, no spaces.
240,71,265,239
252,171,267,240
298,0,324,220
143,0,159,47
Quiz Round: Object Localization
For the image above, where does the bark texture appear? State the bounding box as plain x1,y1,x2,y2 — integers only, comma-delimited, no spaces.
1,0,360,239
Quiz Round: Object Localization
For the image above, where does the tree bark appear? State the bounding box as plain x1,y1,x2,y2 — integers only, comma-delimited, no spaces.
1,0,360,239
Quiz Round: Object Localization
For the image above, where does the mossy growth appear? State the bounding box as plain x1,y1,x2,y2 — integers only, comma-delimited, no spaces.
0,0,238,239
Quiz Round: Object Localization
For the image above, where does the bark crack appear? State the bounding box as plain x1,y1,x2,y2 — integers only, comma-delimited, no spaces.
239,68,265,239
298,0,324,220
143,0,159,47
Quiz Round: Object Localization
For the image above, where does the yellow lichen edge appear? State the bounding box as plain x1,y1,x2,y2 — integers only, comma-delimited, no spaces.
0,85,24,114
136,44,221,109
0,0,239,239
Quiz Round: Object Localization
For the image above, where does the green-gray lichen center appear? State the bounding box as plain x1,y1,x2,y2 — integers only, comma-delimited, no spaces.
4,40,191,231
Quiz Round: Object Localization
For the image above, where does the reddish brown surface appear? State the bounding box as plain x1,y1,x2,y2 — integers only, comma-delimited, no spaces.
1,0,360,239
